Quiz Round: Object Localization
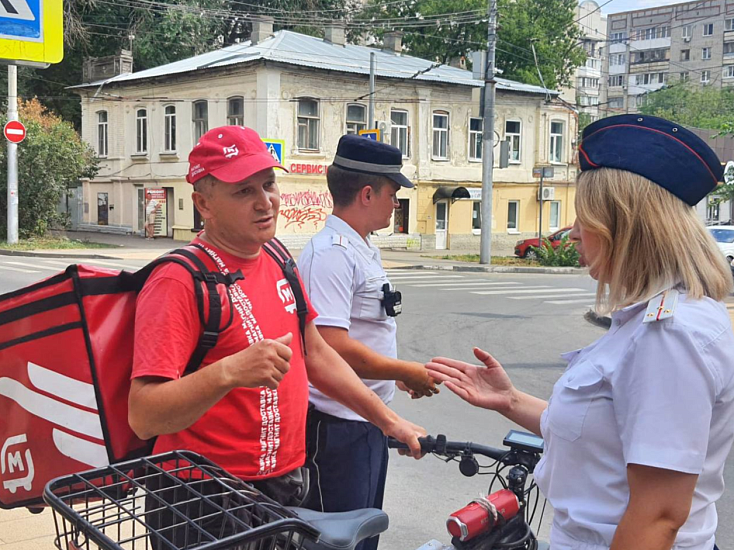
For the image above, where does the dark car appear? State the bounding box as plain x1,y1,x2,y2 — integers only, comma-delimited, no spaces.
514,227,572,259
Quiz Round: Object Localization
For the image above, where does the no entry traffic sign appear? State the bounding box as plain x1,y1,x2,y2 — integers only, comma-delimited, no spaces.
4,120,26,143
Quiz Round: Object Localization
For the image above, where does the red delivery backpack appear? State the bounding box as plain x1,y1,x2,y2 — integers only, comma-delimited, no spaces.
0,239,308,509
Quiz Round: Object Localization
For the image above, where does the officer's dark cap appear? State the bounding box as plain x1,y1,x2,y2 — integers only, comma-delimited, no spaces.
332,134,414,188
578,114,723,206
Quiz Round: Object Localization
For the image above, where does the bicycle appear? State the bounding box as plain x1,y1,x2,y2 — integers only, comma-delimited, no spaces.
387,430,548,550
42,430,546,550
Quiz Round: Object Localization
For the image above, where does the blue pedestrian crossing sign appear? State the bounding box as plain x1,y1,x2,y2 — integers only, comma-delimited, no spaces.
358,129,380,141
0,0,63,64
262,139,285,165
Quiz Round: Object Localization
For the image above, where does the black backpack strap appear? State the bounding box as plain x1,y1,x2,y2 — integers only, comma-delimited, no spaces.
261,238,310,354
134,246,243,376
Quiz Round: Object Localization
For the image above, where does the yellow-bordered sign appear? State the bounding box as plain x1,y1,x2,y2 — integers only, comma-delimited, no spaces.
0,0,63,65
358,129,380,141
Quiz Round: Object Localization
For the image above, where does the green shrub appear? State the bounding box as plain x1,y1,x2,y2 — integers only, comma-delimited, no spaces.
532,235,580,267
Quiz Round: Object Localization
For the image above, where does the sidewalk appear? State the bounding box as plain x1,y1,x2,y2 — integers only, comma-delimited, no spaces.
0,231,584,274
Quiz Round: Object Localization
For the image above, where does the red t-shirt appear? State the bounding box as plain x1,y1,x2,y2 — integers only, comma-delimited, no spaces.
132,237,317,480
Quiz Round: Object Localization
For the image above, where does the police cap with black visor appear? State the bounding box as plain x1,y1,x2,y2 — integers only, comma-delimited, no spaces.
578,114,724,205
332,134,415,189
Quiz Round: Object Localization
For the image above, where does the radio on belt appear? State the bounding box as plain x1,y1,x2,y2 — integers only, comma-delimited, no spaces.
381,283,402,317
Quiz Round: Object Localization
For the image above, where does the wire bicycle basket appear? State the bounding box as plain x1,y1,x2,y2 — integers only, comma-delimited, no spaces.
43,450,320,550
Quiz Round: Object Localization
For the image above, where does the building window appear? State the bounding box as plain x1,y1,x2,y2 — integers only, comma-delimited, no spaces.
725,66,734,78
702,47,712,60
610,53,625,65
469,117,482,161
192,100,208,142
96,111,108,157
680,72,690,82
683,25,692,38
390,109,409,157
725,42,734,55
703,23,714,36
135,108,147,154
505,120,521,163
345,104,366,135
164,105,177,152
680,49,690,61
549,121,564,164
611,32,626,43
701,70,711,84
608,97,624,109
472,201,481,231
297,98,320,150
549,201,560,231
507,201,519,231
227,97,244,126
432,111,449,160
609,75,624,87
727,19,734,31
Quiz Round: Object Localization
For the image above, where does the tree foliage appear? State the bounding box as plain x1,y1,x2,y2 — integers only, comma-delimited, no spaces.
355,0,586,89
639,84,734,130
0,99,98,239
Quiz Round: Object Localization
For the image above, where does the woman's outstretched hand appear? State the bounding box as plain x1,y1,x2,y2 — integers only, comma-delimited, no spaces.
426,347,515,413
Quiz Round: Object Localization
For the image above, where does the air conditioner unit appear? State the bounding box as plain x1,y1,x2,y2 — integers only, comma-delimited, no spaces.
377,120,391,140
538,187,555,201
683,36,691,42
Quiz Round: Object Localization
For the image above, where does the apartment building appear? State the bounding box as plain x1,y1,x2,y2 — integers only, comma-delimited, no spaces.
601,0,734,115
576,0,608,120
72,19,578,251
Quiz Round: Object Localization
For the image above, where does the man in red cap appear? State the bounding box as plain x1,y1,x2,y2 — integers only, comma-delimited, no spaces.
128,126,425,508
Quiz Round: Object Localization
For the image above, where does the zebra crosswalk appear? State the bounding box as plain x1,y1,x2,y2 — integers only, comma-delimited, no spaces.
385,269,597,308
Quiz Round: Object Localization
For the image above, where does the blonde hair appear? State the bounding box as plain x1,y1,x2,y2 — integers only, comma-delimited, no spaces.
575,168,732,314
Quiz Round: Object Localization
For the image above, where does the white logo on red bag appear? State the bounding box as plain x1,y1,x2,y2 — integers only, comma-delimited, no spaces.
1,434,34,494
223,144,239,158
276,279,297,314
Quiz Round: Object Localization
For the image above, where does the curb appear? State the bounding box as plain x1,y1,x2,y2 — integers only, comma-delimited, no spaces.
390,264,586,275
0,249,121,260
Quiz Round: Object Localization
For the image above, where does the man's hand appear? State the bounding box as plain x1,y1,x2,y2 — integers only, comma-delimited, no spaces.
221,333,293,390
382,416,426,459
401,362,440,398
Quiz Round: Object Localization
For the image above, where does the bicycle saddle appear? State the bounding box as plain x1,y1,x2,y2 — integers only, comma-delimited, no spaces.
287,507,389,550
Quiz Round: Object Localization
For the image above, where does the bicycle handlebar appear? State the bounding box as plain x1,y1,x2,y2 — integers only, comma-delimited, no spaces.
388,435,509,461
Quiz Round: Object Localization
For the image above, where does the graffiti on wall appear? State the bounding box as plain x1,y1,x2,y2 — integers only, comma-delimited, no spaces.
279,190,333,230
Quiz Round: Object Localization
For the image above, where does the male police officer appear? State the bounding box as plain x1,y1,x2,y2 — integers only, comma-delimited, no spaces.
298,135,438,550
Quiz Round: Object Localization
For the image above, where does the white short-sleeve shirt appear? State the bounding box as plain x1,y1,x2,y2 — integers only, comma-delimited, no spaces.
534,293,734,550
298,215,397,421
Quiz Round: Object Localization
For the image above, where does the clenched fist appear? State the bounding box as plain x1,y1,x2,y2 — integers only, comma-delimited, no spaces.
221,333,293,390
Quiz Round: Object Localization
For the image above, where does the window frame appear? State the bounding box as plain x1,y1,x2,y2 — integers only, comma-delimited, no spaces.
549,120,564,164
725,65,734,78
680,49,690,61
297,98,321,151
164,105,177,153
507,200,519,232
192,100,209,142
432,110,450,160
390,108,410,158
345,103,367,135
135,108,148,155
472,201,482,234
702,47,712,60
701,70,711,84
505,119,522,164
468,117,483,162
96,110,108,158
727,18,734,31
682,25,692,38
227,96,244,126
549,201,561,231
703,23,714,36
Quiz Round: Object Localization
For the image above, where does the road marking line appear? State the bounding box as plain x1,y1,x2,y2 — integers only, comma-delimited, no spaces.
39,259,78,267
0,264,40,273
77,259,138,269
471,287,584,295
510,292,596,300
5,261,58,271
408,281,522,287
388,275,465,281
544,298,599,304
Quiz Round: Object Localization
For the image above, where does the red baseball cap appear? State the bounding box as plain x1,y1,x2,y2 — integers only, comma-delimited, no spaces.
187,125,287,184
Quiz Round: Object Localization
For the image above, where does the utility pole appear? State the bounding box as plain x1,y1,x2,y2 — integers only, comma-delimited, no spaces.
369,52,376,129
479,0,497,264
7,65,19,245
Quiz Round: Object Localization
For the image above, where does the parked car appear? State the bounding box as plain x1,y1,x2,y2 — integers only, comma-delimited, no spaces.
707,225,734,263
514,226,573,259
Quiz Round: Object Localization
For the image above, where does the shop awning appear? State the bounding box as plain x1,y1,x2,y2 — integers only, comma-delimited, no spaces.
432,186,471,204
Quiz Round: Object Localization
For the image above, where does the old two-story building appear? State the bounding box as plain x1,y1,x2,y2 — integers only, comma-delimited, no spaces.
73,19,578,251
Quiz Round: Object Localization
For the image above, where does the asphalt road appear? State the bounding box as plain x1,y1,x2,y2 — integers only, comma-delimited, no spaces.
0,258,732,549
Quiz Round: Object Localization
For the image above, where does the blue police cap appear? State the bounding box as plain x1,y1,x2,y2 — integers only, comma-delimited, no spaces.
332,134,414,188
578,114,723,206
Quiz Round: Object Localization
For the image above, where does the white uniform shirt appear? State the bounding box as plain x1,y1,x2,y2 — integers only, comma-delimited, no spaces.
146,199,159,216
298,215,397,421
534,293,734,550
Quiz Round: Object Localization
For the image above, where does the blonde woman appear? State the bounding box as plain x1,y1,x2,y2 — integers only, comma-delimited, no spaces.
427,115,734,550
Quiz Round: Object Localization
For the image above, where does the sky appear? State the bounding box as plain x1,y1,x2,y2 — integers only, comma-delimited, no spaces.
593,0,683,15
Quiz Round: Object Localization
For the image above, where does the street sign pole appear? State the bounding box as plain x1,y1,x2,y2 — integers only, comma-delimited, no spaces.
7,64,18,244
538,172,544,249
